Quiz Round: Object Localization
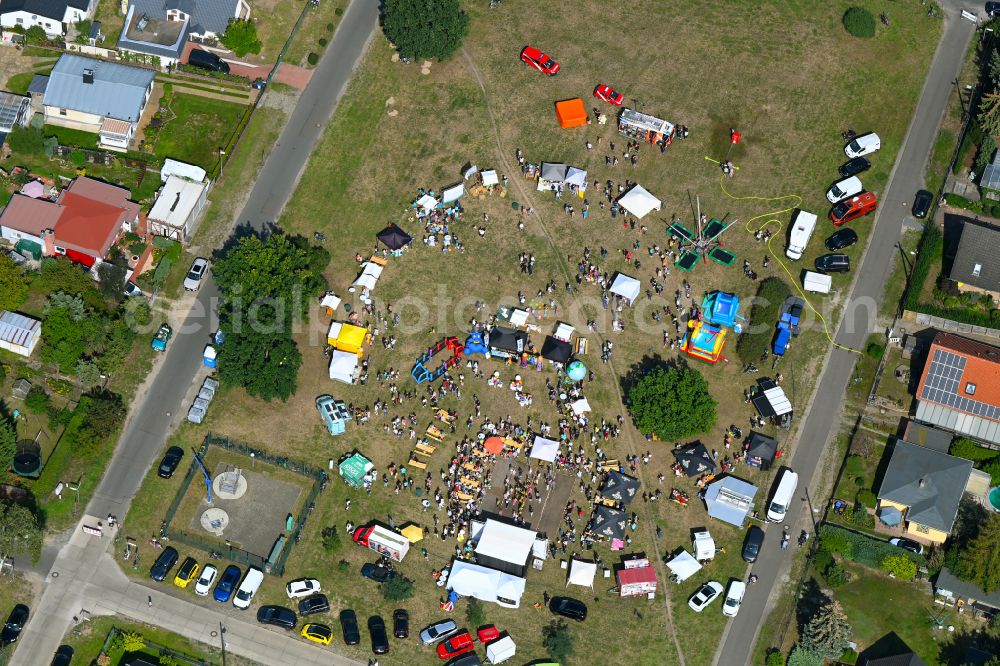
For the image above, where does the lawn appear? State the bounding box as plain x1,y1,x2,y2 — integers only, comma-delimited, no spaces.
125,1,941,664
152,93,249,171
5,71,36,95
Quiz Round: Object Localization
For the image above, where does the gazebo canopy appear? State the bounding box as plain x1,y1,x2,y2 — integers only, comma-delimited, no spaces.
600,470,640,506
674,442,716,477
609,272,641,304
590,505,627,540
401,524,424,543
539,162,568,183
617,184,662,219
567,559,597,588
541,336,572,364
565,166,588,188
745,432,777,470
377,224,412,250
530,436,559,463
704,476,757,527
338,452,372,487
666,550,701,582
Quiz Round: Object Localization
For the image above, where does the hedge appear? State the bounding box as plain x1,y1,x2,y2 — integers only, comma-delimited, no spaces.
950,437,998,462
819,524,925,569
736,277,791,365
903,223,942,310
842,7,876,38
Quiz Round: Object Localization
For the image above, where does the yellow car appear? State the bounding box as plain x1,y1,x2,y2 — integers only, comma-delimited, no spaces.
173,557,200,589
300,623,333,646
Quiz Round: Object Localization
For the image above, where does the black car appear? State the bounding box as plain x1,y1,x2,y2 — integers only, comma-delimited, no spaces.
392,609,409,639
361,563,395,583
742,525,765,563
369,615,390,654
548,596,587,621
988,1,1000,19
912,189,933,219
814,254,850,274
339,609,361,645
158,446,184,479
838,156,871,179
446,654,483,666
257,605,297,629
150,546,179,581
825,228,859,251
51,645,74,666
1,604,28,646
298,594,330,616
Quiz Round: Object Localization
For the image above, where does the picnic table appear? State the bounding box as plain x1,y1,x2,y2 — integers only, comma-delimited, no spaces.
408,458,428,470
425,425,445,442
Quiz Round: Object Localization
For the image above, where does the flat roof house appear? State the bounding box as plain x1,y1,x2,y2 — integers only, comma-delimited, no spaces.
876,439,972,545
41,54,155,150
915,332,1000,445
147,174,207,241
117,0,251,67
0,0,96,37
948,220,1000,301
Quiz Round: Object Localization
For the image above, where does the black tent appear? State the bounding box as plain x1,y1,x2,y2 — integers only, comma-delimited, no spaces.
600,470,640,506
540,336,572,364
674,442,716,477
488,326,528,356
751,377,793,428
589,505,627,541
376,224,413,250
745,432,777,470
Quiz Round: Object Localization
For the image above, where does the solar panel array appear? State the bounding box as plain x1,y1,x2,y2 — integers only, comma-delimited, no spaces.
921,348,1000,420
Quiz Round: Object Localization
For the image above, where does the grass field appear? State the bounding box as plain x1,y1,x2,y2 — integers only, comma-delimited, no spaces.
153,94,249,171
123,1,942,664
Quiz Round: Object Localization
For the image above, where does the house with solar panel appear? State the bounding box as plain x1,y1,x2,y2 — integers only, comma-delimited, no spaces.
948,219,1000,301
38,54,155,150
915,332,1000,446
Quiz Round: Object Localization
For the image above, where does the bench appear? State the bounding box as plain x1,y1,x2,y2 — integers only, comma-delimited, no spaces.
415,443,437,456
425,426,445,442
598,459,620,472
408,458,428,470
453,491,474,502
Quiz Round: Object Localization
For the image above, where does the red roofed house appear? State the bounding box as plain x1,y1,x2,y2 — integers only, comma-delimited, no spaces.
915,331,1000,446
0,176,139,268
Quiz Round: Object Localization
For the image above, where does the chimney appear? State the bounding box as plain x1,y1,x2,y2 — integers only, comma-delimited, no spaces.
169,192,181,212
82,68,94,84
918,478,927,488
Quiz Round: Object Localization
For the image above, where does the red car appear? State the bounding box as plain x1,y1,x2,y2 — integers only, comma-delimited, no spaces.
594,84,623,106
520,46,559,75
437,631,475,659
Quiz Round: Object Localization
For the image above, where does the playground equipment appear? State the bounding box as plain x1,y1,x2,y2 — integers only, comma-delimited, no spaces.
669,197,739,272
411,337,465,384
681,319,727,364
464,330,489,355
12,438,41,477
567,360,587,382
701,291,745,330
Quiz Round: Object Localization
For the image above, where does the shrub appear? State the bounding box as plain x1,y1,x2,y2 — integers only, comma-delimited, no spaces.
68,150,87,166
542,620,574,662
219,19,261,56
849,506,875,529
465,597,486,627
333,9,342,18
787,646,824,666
327,22,336,30
321,526,341,552
950,437,998,462
865,342,884,359
842,7,876,38
825,562,849,587
97,654,111,666
318,37,327,47
7,126,45,155
737,277,791,365
24,386,51,414
881,553,918,581
820,531,853,558
812,548,833,573
855,489,876,509
307,52,319,65
382,575,414,601
819,525,925,569
984,457,1000,485
765,650,785,666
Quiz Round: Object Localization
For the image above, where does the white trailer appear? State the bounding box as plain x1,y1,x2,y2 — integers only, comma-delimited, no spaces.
785,210,817,260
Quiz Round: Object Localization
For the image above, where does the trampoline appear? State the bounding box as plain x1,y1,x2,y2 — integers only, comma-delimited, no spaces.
675,251,700,272
708,247,736,266
703,219,725,241
669,222,695,242
12,440,41,477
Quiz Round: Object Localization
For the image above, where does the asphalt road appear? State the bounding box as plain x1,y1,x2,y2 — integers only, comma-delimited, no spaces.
87,0,381,522
11,2,380,664
713,7,976,665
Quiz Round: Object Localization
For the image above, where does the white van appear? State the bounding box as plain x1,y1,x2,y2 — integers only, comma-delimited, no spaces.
827,176,863,204
844,132,881,158
232,567,263,609
803,271,832,294
767,469,799,522
786,210,818,260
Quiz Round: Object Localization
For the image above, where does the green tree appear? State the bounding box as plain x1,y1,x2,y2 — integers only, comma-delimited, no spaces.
217,329,301,401
0,255,28,310
321,526,341,553
96,262,127,302
7,126,45,155
842,7,876,38
786,647,823,666
24,386,50,414
799,600,852,660
958,512,1000,591
76,359,101,388
220,19,261,56
119,631,146,652
626,364,717,441
979,91,1000,139
36,258,98,301
765,650,785,666
465,597,486,628
41,299,92,373
382,0,469,61
0,415,16,473
0,502,42,563
382,575,414,601
542,620,574,662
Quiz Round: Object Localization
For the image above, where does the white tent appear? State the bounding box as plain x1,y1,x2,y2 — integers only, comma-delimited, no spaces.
803,271,832,294
447,560,526,608
617,184,662,219
666,550,702,583
486,635,516,664
475,520,537,571
609,272,641,304
481,169,499,186
352,261,384,292
442,182,465,203
320,292,341,312
553,322,575,341
570,398,591,415
530,436,560,463
416,194,439,210
508,308,530,327
693,530,715,561
565,166,588,189
567,559,597,589
328,350,358,384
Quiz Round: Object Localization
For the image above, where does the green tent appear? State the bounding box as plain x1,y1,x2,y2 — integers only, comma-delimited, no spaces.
339,452,373,488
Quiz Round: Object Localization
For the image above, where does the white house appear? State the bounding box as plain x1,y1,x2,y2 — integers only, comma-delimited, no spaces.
0,0,97,37
147,174,208,241
0,310,41,357
117,0,250,66
41,54,155,150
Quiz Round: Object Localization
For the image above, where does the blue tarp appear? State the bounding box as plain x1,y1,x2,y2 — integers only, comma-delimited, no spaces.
877,505,903,526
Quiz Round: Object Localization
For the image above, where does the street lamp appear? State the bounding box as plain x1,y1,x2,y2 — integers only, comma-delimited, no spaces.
219,622,227,666
218,147,226,177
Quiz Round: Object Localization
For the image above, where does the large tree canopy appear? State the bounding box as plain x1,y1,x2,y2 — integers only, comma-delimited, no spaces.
382,0,469,61
957,511,1000,592
0,502,42,563
627,364,717,441
0,255,28,311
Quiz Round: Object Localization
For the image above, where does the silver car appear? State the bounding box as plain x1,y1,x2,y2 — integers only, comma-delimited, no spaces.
419,619,458,645
183,257,208,291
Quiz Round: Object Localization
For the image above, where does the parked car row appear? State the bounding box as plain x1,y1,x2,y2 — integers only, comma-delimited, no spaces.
149,548,262,609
